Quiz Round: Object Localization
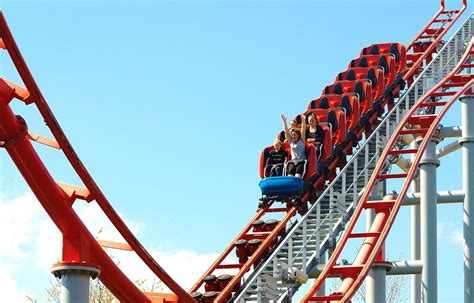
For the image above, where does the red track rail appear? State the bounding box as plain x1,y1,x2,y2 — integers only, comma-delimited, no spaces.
190,1,468,301
189,202,297,302
404,0,467,82
0,12,194,303
0,0,467,302
301,0,465,207
301,38,474,303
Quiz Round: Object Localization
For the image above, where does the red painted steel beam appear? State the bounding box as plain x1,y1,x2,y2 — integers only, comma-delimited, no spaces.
214,207,297,303
0,91,149,302
189,206,268,293
302,0,466,216
406,1,444,51
0,12,195,303
197,1,469,301
189,201,298,302
337,203,389,294
302,38,474,303
404,0,467,82
342,59,474,303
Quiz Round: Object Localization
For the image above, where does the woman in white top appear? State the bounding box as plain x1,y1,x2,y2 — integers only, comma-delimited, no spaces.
281,114,307,178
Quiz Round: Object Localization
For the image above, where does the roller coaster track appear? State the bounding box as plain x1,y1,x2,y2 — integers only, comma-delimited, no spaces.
302,36,474,303
0,12,194,303
0,1,469,302
234,4,471,303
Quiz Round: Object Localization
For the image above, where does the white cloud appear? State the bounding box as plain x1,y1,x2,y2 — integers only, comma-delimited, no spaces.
72,202,223,292
154,249,220,290
121,249,221,291
438,221,463,246
437,221,453,240
0,192,224,298
451,228,463,245
0,193,41,301
0,263,29,302
34,215,61,270
0,193,41,260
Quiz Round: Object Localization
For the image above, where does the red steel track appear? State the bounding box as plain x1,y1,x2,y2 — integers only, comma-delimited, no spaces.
189,1,467,302
0,0,468,302
404,0,467,81
301,0,467,203
301,37,474,303
0,12,194,303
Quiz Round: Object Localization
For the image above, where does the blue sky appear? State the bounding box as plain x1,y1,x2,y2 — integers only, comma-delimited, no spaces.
0,0,471,302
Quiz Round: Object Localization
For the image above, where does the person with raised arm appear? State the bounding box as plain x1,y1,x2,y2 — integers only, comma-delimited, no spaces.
278,117,300,142
281,114,306,178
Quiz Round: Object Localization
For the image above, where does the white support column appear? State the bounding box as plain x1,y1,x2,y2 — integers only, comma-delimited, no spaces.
461,95,474,303
411,140,421,303
389,260,423,276
419,138,439,303
310,260,421,278
438,126,462,138
404,190,464,205
436,140,461,158
366,181,386,303
51,262,100,303
316,252,326,297
366,263,388,302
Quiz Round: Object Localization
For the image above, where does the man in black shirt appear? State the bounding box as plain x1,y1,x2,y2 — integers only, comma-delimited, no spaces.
265,140,288,177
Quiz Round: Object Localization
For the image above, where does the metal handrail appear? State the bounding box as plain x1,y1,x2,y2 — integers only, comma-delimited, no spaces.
234,12,473,302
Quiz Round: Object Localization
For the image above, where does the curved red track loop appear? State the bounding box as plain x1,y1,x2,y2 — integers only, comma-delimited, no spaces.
0,12,194,303
302,38,474,303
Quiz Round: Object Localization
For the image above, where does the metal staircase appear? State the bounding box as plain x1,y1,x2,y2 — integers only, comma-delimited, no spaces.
233,12,474,303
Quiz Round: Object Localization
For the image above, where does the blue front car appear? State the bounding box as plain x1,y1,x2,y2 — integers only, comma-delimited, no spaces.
259,176,304,196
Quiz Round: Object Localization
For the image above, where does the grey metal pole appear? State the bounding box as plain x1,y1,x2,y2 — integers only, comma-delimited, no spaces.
310,259,421,278
366,181,386,303
411,140,421,303
461,95,474,303
366,264,387,302
366,206,380,303
436,140,461,158
51,263,100,303
389,260,423,276
316,252,326,297
404,190,465,205
419,138,439,303
438,126,462,138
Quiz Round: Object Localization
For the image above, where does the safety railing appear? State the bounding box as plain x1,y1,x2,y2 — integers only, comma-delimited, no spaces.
233,12,473,302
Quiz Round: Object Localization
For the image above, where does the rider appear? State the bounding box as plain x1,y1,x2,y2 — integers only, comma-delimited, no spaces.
281,114,307,178
265,140,288,177
305,113,325,160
